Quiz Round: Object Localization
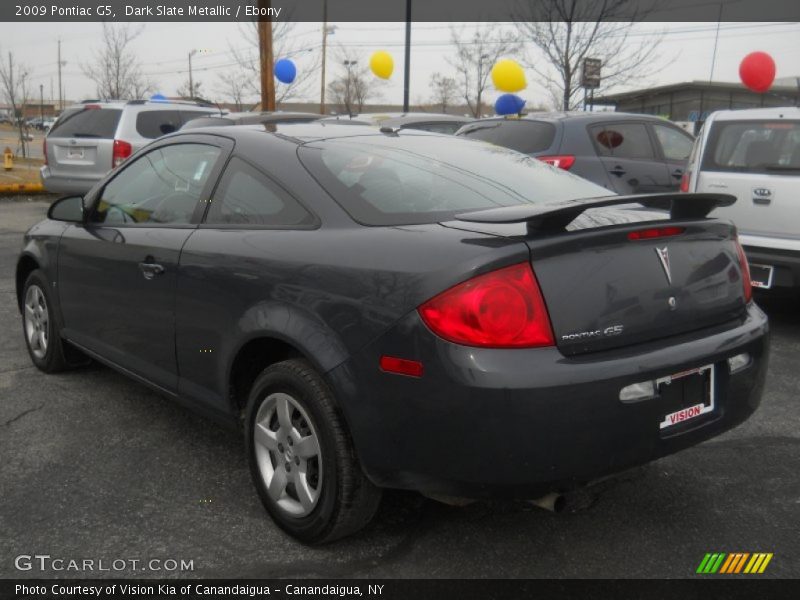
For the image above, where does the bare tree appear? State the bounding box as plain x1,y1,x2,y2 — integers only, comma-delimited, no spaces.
82,23,150,99
326,49,380,115
230,21,319,104
176,78,203,100
216,70,249,111
0,51,32,157
429,73,458,113
515,0,665,111
448,25,521,118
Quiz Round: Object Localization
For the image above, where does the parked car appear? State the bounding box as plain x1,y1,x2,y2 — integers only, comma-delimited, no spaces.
180,111,321,130
682,107,800,295
456,112,695,194
321,112,473,134
40,99,221,195
18,123,767,543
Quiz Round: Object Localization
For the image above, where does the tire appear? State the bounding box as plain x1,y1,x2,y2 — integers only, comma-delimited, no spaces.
245,359,382,544
21,270,68,373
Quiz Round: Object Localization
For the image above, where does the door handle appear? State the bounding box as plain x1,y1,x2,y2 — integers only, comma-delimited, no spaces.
608,165,626,177
138,261,165,280
671,168,683,180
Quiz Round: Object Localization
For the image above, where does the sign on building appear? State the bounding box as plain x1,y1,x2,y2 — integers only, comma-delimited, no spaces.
581,58,602,89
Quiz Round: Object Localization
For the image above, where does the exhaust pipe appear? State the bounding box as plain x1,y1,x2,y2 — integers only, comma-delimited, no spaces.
529,492,567,513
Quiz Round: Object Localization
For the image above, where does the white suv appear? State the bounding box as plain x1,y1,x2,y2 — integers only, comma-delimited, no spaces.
683,107,800,294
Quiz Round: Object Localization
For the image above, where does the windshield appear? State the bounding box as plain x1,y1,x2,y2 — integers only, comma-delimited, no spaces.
298,134,610,226
703,119,800,174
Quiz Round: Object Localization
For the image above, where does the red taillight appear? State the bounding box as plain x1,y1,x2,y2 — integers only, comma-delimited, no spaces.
628,226,685,241
379,356,424,378
735,238,753,303
537,155,576,170
112,139,132,168
43,138,47,167
679,171,690,193
418,262,554,348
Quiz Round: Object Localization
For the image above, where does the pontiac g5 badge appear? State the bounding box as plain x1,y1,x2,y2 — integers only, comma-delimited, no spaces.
656,246,672,285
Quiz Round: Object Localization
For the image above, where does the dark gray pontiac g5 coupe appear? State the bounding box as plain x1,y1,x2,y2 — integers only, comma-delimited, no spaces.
17,123,768,543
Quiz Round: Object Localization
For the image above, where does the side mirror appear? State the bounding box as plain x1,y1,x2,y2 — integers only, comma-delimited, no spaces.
47,195,84,223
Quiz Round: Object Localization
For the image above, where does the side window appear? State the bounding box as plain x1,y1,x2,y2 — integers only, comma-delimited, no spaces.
591,123,655,160
205,157,314,227
135,110,182,139
92,144,221,225
653,124,694,161
180,110,216,126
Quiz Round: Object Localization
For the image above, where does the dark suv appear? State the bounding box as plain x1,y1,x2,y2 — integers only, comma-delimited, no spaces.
456,112,694,194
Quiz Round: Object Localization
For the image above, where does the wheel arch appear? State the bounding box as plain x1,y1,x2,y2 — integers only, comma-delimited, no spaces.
16,253,42,312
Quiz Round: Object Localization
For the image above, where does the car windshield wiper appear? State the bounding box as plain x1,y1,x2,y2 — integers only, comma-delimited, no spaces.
71,133,102,138
764,164,800,172
460,123,502,134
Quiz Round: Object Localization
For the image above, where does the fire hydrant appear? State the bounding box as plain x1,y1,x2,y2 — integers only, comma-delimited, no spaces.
3,147,12,171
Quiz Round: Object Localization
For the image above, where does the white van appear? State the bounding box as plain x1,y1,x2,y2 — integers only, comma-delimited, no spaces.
683,107,800,294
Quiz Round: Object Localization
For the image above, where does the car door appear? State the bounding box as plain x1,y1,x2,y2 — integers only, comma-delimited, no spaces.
174,156,318,412
651,122,694,190
57,136,232,393
588,121,671,194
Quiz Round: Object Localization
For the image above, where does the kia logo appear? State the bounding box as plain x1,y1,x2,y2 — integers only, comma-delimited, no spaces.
753,188,772,198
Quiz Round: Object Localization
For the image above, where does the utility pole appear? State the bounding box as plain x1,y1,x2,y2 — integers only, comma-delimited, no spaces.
320,0,328,115
188,49,197,99
258,0,275,111
57,39,62,112
403,0,412,112
39,84,43,121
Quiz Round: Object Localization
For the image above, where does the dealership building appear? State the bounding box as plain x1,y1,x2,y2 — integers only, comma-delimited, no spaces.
593,79,800,126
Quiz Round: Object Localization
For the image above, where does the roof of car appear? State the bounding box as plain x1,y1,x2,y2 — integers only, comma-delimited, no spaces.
321,112,472,126
175,121,444,144
707,106,800,121
462,112,672,126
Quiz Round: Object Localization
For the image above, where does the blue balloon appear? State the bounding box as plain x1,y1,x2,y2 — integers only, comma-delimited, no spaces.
494,94,526,116
274,59,297,84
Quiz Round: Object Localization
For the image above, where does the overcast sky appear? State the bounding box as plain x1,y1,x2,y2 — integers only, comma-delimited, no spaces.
0,21,798,108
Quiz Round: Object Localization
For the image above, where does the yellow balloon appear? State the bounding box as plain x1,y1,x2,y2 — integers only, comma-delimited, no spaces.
491,59,526,93
370,51,394,79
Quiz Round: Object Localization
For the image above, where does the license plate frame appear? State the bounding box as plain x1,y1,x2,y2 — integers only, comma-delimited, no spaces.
749,263,774,289
66,148,85,160
657,364,715,430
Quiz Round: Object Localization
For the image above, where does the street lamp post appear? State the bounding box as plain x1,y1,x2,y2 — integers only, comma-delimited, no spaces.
343,60,357,115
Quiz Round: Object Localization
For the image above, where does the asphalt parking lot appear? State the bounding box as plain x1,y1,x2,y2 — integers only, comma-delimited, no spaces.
1,197,798,579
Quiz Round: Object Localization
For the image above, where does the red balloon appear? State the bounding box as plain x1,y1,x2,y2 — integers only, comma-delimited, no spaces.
739,52,776,93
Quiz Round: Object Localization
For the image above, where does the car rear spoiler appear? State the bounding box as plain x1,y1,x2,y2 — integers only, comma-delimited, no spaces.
455,193,737,234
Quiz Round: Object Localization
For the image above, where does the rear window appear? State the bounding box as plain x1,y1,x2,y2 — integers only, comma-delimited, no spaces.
401,121,467,135
457,120,556,154
48,107,121,138
702,120,800,174
298,134,609,226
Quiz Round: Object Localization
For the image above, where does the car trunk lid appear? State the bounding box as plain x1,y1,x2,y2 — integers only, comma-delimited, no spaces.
453,193,748,355
46,106,121,179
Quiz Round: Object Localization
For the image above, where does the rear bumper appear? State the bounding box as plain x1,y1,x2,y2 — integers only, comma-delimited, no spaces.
741,243,800,293
40,166,99,195
327,303,769,498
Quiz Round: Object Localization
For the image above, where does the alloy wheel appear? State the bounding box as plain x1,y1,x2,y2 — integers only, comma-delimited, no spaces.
24,285,49,360
253,392,323,517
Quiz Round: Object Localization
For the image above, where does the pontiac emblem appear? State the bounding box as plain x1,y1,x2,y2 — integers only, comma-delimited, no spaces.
656,247,672,285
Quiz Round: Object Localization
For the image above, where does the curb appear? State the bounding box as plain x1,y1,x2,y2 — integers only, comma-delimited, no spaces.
0,182,45,194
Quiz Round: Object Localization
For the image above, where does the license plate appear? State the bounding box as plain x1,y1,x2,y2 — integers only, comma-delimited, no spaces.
657,364,715,430
749,263,774,289
67,148,84,159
